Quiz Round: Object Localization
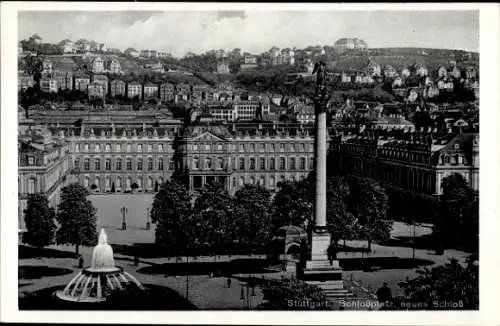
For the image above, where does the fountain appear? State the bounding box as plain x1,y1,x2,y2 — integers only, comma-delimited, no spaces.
55,229,144,303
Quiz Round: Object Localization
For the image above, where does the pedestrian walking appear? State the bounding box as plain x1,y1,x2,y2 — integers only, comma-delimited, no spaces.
227,277,232,288
376,282,393,304
78,256,84,268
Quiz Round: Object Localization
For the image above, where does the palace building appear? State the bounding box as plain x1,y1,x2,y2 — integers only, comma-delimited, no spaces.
19,123,318,207
331,130,479,197
18,128,74,230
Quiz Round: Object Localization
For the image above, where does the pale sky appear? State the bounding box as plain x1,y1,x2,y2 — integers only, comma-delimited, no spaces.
18,11,479,57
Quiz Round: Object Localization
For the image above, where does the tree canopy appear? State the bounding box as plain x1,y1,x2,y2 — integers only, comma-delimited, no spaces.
150,180,194,250
234,184,273,249
23,194,56,248
434,173,478,251
56,183,98,254
393,258,478,310
257,278,327,310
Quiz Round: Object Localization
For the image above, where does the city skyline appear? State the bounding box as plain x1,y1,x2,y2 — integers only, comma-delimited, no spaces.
18,10,479,57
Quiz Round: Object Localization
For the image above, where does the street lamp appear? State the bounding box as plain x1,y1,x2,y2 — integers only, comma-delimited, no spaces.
120,206,128,230
146,208,150,230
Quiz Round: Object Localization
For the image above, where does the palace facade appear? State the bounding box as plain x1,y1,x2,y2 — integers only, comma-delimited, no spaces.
331,130,479,197
18,128,74,230
19,123,318,209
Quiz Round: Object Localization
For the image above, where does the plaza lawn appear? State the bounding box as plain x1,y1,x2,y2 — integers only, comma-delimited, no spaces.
89,194,155,244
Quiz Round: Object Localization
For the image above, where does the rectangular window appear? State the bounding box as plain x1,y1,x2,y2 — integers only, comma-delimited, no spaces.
137,144,142,152
158,158,164,170
169,159,175,170
105,144,111,152
75,144,80,152
126,159,132,171
84,144,89,152
279,157,285,170
105,159,111,171
289,158,296,170
84,159,90,171
300,157,306,170
260,143,265,152
148,144,153,152
94,144,100,152
148,159,153,170
95,159,101,171
28,156,35,165
280,144,285,151
158,144,163,152
239,158,245,170
127,144,132,152
270,158,275,170
260,158,266,170
137,159,143,171
250,158,256,170
239,144,244,152
116,159,122,170
116,144,121,152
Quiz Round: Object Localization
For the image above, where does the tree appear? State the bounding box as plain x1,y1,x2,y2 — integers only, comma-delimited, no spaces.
23,54,44,85
257,278,327,310
56,183,98,254
348,178,391,250
434,173,478,251
193,182,235,258
394,258,478,310
271,178,314,230
234,184,273,253
22,194,56,247
326,176,359,258
150,180,193,250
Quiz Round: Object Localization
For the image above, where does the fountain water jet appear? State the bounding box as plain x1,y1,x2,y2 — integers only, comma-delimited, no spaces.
55,228,144,303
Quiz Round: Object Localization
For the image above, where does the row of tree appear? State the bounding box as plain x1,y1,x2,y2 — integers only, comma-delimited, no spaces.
150,174,391,259
23,184,98,254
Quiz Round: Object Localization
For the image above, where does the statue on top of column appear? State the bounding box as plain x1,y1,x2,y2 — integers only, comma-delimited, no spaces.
312,61,327,87
312,61,329,113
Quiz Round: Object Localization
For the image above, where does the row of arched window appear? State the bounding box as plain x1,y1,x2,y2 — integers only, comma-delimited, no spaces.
191,156,313,171
440,154,464,165
80,175,164,191
231,174,305,189
74,157,175,172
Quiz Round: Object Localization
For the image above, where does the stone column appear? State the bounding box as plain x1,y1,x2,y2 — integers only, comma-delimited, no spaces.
314,109,327,230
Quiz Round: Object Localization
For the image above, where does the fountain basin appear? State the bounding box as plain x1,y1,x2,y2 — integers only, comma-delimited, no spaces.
55,266,144,303
54,228,144,303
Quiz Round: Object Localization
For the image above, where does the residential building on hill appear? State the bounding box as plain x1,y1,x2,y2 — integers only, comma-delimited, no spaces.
110,79,126,97
127,82,142,99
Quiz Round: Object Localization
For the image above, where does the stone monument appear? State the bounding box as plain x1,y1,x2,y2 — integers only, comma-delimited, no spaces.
299,62,347,296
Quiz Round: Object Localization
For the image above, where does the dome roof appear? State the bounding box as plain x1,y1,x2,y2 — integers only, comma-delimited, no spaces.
274,225,308,241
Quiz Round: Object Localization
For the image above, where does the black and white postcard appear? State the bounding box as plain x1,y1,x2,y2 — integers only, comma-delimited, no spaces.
1,2,499,325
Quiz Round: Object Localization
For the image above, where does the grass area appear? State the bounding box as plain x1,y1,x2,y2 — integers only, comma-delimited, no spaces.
19,266,74,280
339,257,434,271
19,245,79,259
137,258,278,277
19,284,197,310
